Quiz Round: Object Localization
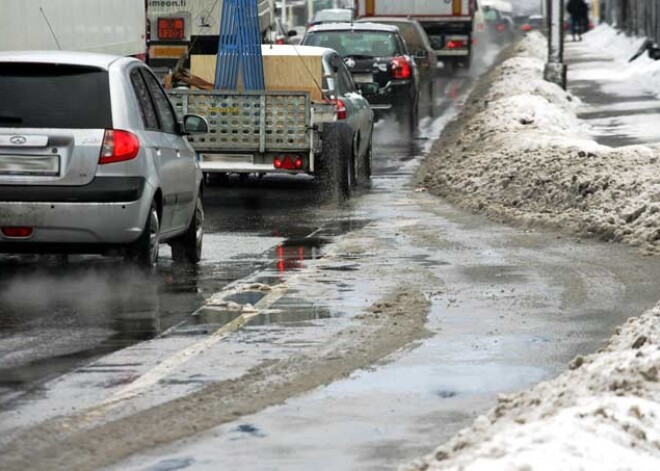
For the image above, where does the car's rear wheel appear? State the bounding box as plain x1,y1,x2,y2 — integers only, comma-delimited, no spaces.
127,200,160,268
363,140,373,179
170,192,204,264
318,123,352,200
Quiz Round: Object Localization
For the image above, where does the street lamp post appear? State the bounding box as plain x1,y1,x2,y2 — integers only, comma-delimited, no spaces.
543,0,567,89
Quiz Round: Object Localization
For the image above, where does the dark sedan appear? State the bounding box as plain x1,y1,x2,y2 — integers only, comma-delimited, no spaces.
302,22,419,131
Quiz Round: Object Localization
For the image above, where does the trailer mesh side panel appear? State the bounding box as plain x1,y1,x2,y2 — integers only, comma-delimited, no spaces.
168,90,310,152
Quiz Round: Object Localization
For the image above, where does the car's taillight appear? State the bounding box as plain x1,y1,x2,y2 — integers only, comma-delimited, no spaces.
323,99,348,120
497,23,505,33
335,99,347,120
391,56,412,80
276,37,285,45
1,227,33,238
447,40,468,49
99,130,140,165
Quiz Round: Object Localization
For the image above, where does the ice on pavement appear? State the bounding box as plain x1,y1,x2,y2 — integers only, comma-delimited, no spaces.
408,27,660,470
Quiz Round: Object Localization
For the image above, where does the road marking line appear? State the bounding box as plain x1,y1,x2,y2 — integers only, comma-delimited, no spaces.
96,276,299,412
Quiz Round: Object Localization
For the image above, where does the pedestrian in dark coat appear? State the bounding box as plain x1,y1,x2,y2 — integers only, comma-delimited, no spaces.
567,0,589,41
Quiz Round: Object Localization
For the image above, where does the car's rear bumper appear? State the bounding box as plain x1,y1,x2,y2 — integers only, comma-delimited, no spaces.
0,179,153,247
368,79,416,109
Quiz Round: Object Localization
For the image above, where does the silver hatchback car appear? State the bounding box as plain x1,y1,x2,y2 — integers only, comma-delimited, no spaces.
0,51,208,266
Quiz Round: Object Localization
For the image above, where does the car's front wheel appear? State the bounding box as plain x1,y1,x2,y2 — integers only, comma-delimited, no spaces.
170,192,204,264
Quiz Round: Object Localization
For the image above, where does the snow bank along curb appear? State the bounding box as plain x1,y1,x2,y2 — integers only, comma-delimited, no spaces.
403,304,660,470
406,29,660,470
417,30,660,254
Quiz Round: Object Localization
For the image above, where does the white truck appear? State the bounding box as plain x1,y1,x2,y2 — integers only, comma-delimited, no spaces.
355,0,475,71
0,0,146,57
147,0,275,73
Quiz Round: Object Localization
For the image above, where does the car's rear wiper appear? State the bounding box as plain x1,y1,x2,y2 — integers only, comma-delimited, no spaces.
0,115,22,125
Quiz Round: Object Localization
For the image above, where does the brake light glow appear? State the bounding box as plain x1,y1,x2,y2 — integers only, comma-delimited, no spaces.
391,57,412,80
1,227,33,238
276,37,285,45
447,40,468,49
157,18,185,40
99,130,140,165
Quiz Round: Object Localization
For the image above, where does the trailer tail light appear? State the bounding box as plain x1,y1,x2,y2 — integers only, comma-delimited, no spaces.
273,155,304,170
391,57,412,80
447,40,468,49
99,130,140,165
157,18,185,40
1,227,33,238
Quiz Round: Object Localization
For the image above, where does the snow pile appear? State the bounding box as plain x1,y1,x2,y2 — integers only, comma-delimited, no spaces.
403,305,660,471
418,30,660,253
583,25,660,96
407,27,660,471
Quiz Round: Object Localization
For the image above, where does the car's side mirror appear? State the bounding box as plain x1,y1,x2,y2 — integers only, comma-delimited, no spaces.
182,114,209,135
358,82,379,97
288,30,298,37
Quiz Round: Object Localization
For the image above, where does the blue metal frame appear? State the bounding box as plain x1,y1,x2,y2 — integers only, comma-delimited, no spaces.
215,0,265,91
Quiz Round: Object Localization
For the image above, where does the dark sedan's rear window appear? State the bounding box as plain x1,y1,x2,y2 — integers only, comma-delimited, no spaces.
304,31,401,57
0,63,112,129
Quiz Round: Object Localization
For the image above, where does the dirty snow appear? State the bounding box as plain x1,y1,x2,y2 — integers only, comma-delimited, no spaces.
418,28,660,254
409,27,660,470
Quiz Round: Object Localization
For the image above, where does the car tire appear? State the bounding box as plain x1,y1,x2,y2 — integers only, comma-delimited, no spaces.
363,140,373,179
318,123,352,200
170,192,204,264
127,200,160,268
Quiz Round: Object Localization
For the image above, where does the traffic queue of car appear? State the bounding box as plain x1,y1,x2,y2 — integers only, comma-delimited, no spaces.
0,4,520,266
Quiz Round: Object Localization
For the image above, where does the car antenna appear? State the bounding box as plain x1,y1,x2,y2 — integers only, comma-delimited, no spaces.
39,6,62,50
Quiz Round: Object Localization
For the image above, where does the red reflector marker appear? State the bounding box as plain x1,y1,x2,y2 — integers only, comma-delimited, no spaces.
2,227,33,238
274,156,283,168
294,158,303,169
99,130,140,165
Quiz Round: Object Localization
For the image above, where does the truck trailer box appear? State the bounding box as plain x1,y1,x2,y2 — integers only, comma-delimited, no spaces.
355,0,473,20
0,0,146,56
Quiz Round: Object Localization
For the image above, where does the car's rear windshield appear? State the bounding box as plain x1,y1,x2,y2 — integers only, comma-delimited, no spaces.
313,9,353,22
0,63,112,129
304,31,400,57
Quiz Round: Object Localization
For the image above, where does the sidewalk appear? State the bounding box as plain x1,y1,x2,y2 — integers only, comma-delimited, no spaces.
567,30,660,147
406,26,660,470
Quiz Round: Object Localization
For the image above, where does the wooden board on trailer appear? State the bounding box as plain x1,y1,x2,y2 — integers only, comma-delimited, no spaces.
190,47,325,101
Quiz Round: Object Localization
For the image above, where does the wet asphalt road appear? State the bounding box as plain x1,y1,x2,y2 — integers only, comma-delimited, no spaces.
0,70,471,404
4,43,660,471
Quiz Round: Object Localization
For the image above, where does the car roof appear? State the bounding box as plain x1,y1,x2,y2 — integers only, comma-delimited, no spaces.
315,8,353,15
0,50,136,70
307,22,399,33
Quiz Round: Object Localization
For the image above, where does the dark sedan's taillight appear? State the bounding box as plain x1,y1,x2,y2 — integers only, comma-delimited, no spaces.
391,57,412,80
99,130,140,165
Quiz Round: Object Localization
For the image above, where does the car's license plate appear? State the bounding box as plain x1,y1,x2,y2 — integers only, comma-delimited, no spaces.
0,155,60,176
352,74,374,84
